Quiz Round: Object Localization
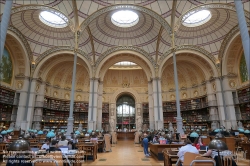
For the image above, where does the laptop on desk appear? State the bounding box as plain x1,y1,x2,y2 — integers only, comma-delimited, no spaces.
59,147,68,154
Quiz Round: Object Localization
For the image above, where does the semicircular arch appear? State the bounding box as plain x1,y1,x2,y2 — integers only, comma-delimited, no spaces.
110,88,141,104
33,51,92,80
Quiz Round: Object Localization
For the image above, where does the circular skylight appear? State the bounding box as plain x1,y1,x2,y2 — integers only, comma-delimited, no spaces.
182,10,211,27
39,11,68,28
111,10,139,28
114,61,137,66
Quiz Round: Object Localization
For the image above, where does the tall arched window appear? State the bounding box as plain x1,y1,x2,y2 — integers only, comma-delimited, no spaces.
0,47,13,84
116,95,135,130
240,53,249,83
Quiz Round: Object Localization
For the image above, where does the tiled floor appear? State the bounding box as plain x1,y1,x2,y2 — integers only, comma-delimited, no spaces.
1,140,249,166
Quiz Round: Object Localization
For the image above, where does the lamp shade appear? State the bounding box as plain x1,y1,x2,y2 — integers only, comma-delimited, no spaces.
244,130,250,134
8,139,30,151
215,132,225,138
238,128,245,133
1,130,7,135
75,131,80,135
6,129,12,133
87,129,92,133
208,139,228,151
60,130,65,133
33,130,37,133
96,130,99,132
214,129,221,132
190,132,199,137
46,131,55,138
37,130,43,135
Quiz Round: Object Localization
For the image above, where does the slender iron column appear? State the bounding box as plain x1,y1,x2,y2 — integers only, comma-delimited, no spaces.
234,0,250,77
66,31,79,137
0,0,13,61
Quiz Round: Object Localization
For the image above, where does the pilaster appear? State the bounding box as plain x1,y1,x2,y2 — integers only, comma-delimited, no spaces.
88,78,99,130
148,81,154,129
152,78,163,130
96,81,103,130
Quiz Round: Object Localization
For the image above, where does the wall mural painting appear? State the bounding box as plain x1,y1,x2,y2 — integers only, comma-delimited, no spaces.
240,53,249,83
0,47,13,84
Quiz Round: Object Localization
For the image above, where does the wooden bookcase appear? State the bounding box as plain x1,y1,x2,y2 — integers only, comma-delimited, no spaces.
42,97,89,130
142,103,149,125
0,87,15,124
163,96,209,130
237,86,250,126
102,103,109,128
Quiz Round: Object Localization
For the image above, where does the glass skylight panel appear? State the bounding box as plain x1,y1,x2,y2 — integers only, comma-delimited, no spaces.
182,10,211,27
114,61,137,66
111,10,139,28
39,11,68,28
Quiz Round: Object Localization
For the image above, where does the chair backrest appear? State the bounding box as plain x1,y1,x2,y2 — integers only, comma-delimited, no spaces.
183,152,201,166
191,156,215,166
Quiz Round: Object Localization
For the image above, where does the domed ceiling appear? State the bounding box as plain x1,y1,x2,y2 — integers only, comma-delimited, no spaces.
1,0,250,88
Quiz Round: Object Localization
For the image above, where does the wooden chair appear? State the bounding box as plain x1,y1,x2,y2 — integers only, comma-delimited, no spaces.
74,150,86,166
181,152,201,166
82,146,92,162
190,156,216,166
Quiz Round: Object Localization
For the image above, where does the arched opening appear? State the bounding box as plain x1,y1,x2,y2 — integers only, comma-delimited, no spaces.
116,95,136,131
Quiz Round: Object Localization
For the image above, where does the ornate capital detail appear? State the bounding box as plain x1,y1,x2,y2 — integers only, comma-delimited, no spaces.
36,46,92,65
95,46,157,68
226,72,237,77
80,5,171,35
15,73,25,78
8,26,33,62
122,82,130,88
159,45,216,65
11,5,75,32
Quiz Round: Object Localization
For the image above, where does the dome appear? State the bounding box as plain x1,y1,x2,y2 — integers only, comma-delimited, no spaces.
208,139,228,151
8,139,30,151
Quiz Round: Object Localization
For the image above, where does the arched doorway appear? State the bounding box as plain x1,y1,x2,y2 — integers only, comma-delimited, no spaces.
116,95,136,131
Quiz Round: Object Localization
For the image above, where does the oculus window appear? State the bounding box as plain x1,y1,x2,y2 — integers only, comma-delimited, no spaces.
182,10,211,27
116,95,136,130
39,11,68,28
111,10,139,28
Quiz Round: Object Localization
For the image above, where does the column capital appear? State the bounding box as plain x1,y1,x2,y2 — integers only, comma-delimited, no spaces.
90,77,99,81
152,77,161,81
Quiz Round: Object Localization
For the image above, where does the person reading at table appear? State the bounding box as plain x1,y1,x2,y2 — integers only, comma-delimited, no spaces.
58,135,68,147
202,149,237,166
41,139,50,150
48,140,61,152
90,133,98,143
193,136,205,150
177,139,199,165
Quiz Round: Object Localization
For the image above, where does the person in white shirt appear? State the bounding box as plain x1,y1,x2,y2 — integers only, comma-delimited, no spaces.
177,139,199,163
58,135,68,147
41,139,50,150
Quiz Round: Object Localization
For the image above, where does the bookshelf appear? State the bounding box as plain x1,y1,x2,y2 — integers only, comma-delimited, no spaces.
102,103,109,128
42,97,89,130
237,86,250,126
163,96,209,130
0,87,15,123
142,103,149,125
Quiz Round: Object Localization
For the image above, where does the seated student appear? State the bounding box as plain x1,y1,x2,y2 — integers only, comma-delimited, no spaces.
202,149,237,166
152,135,159,143
41,139,50,150
177,139,199,165
193,136,205,150
58,135,68,147
47,140,61,152
90,133,98,143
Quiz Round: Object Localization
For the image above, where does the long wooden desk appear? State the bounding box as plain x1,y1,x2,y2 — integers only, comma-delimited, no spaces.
149,143,184,160
117,132,134,140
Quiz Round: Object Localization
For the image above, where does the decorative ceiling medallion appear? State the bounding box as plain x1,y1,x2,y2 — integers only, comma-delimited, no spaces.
194,91,198,97
122,82,130,88
76,95,82,101
111,10,139,28
212,83,216,91
65,93,70,100
16,81,23,90
53,91,58,97
182,93,187,99
229,80,236,88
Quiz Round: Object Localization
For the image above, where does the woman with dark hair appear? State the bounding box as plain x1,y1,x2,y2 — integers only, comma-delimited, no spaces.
193,136,204,150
